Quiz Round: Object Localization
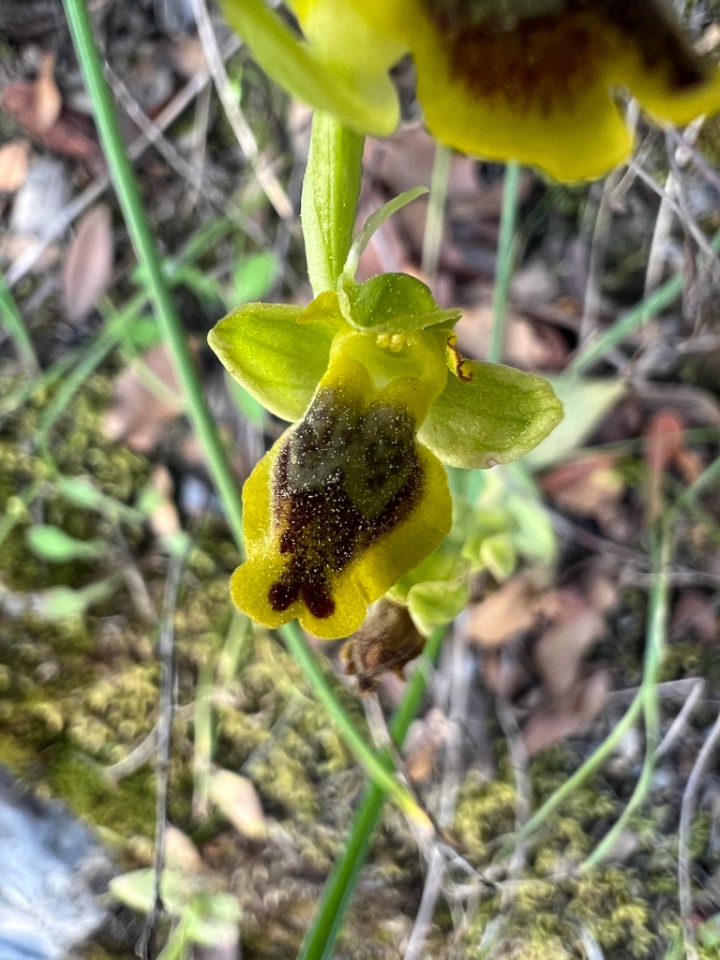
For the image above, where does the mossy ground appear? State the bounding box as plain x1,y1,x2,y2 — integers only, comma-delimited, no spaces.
1,366,718,958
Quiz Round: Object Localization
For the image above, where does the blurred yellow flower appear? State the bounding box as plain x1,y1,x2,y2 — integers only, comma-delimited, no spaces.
223,0,720,180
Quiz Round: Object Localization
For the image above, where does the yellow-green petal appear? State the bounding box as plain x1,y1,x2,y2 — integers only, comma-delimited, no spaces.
220,0,400,137
419,361,563,469
208,303,337,422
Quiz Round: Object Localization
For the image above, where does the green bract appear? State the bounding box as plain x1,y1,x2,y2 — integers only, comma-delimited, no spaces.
209,271,562,639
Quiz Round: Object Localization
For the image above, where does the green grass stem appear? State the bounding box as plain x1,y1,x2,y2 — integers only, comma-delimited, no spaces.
298,627,445,960
581,525,668,870
489,161,521,364
63,0,244,548
501,524,669,860
0,272,40,374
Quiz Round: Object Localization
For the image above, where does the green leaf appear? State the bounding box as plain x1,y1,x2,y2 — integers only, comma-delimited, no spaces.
208,303,336,421
36,579,119,620
232,251,277,304
337,273,460,334
521,376,627,471
419,361,564,469
220,0,398,171
25,524,107,563
406,579,469,635
302,113,365,295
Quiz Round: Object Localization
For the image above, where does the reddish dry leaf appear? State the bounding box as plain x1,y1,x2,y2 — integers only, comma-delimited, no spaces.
541,455,625,524
1,81,101,163
33,51,62,133
104,343,183,452
0,140,31,192
533,590,606,698
62,202,114,323
522,669,611,757
468,574,556,649
672,590,718,643
644,409,685,523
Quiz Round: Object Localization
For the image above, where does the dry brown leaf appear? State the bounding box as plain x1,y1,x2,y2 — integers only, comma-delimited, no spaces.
404,709,452,784
209,769,267,840
644,409,685,523
468,574,555,649
672,590,718,643
62,203,114,323
541,455,625,523
33,51,62,133
146,466,181,542
0,140,30,192
104,343,183,452
522,669,611,757
533,590,606,698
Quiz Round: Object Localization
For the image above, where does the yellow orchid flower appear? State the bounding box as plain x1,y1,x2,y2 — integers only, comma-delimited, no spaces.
222,0,720,180
209,275,563,639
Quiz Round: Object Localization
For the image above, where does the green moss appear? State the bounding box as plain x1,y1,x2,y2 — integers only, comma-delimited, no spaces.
47,748,155,840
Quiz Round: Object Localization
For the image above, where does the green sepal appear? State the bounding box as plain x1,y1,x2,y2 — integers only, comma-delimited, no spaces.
208,303,335,421
337,272,461,334
419,361,564,469
219,0,399,139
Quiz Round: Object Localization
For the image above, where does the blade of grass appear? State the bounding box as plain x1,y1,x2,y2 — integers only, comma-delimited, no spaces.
298,627,445,960
489,161,521,365
569,228,720,376
498,521,669,862
62,0,244,548
0,273,40,373
580,523,668,870
421,144,451,284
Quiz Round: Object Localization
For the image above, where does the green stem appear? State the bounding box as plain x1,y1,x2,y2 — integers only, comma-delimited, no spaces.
62,0,244,549
489,161,521,364
580,525,668,870
0,273,40,373
421,144,452,282
298,628,445,960
302,112,364,295
279,620,430,828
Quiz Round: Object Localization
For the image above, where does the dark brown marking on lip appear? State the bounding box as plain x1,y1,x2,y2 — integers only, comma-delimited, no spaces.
421,0,707,117
267,388,423,621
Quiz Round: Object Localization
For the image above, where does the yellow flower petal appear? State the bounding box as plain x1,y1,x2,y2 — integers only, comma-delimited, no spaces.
349,0,720,180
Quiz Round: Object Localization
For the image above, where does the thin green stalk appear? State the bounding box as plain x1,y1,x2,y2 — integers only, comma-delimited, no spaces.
0,272,40,373
568,275,683,377
298,628,445,960
279,620,431,829
62,0,244,548
489,161,521,364
421,144,451,283
37,291,147,447
674,452,720,514
581,525,668,870
569,227,720,376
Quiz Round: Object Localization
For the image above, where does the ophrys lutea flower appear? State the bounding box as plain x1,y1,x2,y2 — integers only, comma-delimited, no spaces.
221,0,720,181
209,272,563,639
